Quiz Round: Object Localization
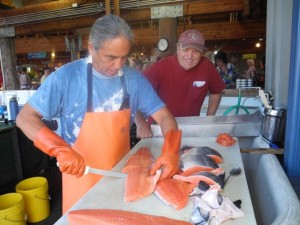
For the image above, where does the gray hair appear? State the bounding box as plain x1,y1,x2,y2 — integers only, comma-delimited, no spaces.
89,14,134,51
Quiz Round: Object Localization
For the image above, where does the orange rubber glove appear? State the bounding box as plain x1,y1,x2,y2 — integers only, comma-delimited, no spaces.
151,129,182,180
34,126,85,178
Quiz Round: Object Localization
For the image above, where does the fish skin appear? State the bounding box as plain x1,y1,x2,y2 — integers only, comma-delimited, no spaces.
209,197,245,225
190,184,244,225
190,196,211,224
180,154,219,172
179,167,225,177
180,146,223,164
201,183,222,209
154,178,195,210
67,209,193,225
173,171,225,189
200,147,224,163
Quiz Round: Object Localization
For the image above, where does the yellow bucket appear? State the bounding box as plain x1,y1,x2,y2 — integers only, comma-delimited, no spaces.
0,193,26,225
16,177,50,223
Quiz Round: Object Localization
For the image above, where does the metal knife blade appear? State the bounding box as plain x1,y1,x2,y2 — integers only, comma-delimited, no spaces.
85,166,127,178
57,162,127,178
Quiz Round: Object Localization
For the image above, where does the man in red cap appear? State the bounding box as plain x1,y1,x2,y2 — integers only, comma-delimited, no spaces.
135,29,226,138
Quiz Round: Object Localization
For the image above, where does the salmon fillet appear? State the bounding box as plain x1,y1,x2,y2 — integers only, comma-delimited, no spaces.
123,147,161,202
124,166,161,202
122,147,153,173
67,209,193,225
154,178,195,210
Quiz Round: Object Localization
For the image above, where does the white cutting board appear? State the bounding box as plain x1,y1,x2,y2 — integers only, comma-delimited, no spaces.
54,137,257,225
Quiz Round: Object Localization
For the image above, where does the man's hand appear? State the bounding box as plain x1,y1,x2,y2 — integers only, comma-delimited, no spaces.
135,112,153,139
151,129,182,180
34,126,85,177
136,119,152,139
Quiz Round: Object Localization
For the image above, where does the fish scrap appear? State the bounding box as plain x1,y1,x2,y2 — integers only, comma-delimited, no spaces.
190,184,244,225
180,146,223,173
174,171,225,190
180,153,219,172
181,146,224,163
179,146,225,189
216,133,236,146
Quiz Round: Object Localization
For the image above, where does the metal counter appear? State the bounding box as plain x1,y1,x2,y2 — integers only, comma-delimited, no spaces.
54,137,257,225
152,112,263,138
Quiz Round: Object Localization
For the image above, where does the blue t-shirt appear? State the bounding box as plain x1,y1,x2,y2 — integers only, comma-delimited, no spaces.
28,58,164,145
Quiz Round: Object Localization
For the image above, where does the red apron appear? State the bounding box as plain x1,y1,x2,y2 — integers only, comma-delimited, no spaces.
62,64,130,213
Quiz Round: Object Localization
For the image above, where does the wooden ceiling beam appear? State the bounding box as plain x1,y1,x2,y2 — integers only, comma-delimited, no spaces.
119,0,246,22
2,0,244,19
13,0,248,37
14,15,103,36
0,0,99,16
133,19,266,46
15,19,265,54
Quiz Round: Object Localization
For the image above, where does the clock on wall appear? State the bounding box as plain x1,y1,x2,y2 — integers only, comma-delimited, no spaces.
158,38,169,52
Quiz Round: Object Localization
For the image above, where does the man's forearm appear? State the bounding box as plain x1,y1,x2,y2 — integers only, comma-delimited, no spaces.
151,107,178,137
206,93,222,116
134,111,153,138
134,111,147,125
16,103,45,140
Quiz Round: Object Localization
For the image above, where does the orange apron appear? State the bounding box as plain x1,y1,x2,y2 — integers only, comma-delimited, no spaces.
62,64,130,213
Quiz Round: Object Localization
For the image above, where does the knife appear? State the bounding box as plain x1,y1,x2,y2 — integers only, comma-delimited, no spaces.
57,163,127,178
84,166,127,178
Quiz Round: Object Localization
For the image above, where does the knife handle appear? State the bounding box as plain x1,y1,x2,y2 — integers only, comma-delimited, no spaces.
57,162,89,175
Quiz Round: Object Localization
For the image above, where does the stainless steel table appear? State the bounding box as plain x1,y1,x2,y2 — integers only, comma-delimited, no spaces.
54,137,257,225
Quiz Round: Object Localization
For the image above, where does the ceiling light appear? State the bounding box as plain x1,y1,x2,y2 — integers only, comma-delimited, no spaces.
256,43,261,48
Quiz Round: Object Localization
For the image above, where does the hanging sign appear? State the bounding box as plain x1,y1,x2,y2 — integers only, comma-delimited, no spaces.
27,52,47,59
243,54,256,59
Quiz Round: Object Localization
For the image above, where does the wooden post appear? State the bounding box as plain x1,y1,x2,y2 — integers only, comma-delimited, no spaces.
66,35,80,62
159,18,177,58
105,0,111,15
113,0,120,16
0,38,19,90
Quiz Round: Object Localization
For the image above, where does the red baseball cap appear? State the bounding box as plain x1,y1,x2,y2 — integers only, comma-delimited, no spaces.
178,29,206,52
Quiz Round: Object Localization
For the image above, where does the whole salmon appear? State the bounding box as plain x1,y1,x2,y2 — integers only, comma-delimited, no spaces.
67,209,193,225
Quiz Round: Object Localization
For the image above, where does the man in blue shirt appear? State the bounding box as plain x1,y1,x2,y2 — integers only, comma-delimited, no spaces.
16,14,181,212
